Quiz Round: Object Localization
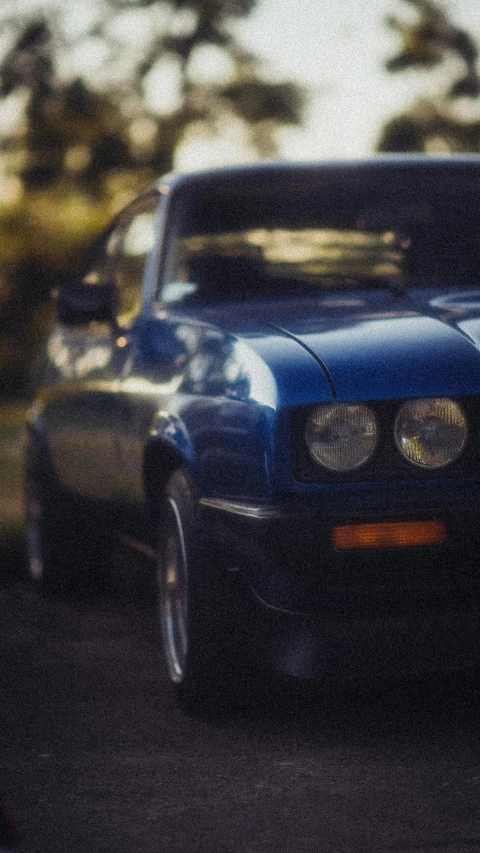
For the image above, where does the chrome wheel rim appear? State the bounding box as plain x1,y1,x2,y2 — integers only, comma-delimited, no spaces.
158,498,188,683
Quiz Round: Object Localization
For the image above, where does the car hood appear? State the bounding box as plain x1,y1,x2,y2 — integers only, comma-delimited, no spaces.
195,289,480,401
270,312,480,401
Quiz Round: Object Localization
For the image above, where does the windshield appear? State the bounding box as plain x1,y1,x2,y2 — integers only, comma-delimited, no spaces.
158,164,480,303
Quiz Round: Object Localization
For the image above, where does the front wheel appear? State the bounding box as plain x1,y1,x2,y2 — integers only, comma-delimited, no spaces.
156,469,248,713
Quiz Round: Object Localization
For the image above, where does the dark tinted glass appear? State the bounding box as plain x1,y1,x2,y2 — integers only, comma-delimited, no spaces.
158,164,480,302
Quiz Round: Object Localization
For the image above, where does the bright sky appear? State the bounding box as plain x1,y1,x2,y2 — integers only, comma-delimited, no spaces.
177,0,480,168
4,0,480,175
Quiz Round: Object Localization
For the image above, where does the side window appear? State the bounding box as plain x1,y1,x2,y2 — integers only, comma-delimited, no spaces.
109,195,159,323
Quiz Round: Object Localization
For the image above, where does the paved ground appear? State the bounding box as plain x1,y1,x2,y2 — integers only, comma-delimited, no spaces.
2,550,480,853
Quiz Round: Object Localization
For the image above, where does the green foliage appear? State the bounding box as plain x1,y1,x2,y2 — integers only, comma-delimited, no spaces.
0,0,305,389
378,0,480,152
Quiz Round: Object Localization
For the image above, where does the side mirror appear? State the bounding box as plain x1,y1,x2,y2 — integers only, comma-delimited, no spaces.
55,282,117,326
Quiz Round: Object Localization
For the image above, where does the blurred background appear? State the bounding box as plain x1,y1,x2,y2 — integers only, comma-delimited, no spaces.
2,0,480,548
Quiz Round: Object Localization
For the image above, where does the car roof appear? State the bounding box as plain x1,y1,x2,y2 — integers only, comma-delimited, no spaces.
154,154,480,196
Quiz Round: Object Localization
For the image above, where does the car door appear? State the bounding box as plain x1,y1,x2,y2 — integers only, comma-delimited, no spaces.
100,193,166,505
41,192,160,503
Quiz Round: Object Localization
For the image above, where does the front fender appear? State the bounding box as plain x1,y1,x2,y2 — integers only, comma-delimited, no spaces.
145,398,276,503
142,413,199,529
146,411,199,478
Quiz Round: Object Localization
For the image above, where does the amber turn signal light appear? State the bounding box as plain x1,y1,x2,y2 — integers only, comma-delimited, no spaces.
332,520,446,550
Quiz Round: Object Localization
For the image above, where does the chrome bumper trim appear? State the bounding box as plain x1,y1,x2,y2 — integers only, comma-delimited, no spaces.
199,498,284,520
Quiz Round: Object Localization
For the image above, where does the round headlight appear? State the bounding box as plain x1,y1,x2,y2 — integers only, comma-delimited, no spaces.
305,403,378,471
394,398,467,468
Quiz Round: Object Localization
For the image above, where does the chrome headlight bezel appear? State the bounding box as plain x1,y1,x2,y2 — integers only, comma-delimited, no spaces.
394,397,468,469
304,403,378,472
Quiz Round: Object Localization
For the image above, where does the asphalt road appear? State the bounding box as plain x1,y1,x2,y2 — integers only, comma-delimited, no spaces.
2,551,480,853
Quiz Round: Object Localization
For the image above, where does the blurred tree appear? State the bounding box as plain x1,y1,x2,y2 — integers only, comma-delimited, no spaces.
0,0,305,390
377,0,480,152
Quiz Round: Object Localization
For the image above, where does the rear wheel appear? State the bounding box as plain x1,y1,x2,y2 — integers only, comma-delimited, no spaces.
24,432,110,595
156,469,247,713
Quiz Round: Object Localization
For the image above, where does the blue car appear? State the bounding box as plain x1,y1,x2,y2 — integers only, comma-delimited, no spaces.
25,156,480,709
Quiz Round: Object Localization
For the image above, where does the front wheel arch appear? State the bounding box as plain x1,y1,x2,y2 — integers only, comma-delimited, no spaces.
143,439,195,529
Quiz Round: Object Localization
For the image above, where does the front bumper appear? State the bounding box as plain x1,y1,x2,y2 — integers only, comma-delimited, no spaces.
200,479,480,617
199,480,480,680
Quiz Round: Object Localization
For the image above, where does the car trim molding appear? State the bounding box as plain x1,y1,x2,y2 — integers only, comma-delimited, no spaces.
120,534,156,560
199,497,284,520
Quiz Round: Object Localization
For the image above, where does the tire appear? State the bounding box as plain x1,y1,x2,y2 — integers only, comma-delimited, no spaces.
156,468,247,714
24,432,110,595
